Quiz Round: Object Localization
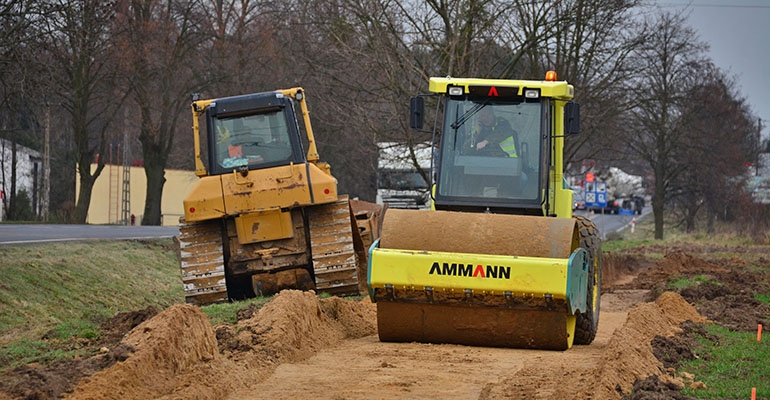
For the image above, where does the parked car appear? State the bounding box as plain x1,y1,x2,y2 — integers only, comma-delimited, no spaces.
618,196,644,215
573,192,586,210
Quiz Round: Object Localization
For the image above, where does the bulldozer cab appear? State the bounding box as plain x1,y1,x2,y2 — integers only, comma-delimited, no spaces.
196,91,307,176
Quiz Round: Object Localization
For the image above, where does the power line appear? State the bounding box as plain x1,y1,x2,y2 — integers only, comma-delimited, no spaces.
648,2,770,9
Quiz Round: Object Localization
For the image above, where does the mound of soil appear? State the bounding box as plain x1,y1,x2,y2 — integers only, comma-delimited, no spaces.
593,292,707,399
610,248,770,399
622,251,770,331
65,290,375,399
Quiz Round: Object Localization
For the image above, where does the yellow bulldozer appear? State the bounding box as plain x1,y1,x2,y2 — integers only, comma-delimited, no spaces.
177,88,380,305
367,73,601,350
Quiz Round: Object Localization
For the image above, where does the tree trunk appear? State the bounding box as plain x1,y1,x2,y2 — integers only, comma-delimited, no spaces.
74,169,94,224
141,150,166,226
652,177,665,240
74,156,106,224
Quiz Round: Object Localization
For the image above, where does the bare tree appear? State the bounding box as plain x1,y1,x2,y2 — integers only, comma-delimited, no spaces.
625,9,708,239
274,0,651,201
113,0,206,225
672,65,755,232
35,0,123,223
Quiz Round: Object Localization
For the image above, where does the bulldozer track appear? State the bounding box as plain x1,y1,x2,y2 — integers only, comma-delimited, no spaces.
308,198,360,296
177,220,228,305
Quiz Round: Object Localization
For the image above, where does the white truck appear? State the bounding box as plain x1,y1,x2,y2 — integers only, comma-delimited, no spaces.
376,142,432,209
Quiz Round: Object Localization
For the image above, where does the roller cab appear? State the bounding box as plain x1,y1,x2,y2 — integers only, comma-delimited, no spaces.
369,74,601,350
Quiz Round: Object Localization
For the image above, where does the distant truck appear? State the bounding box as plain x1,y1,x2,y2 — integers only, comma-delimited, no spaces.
571,185,586,210
376,142,432,209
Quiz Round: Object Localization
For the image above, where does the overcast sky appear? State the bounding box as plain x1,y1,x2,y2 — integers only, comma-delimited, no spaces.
651,1,770,139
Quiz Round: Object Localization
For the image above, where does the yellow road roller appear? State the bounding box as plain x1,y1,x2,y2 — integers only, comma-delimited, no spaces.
367,73,601,350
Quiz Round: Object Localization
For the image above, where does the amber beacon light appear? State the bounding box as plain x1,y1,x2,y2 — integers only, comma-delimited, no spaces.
545,70,557,81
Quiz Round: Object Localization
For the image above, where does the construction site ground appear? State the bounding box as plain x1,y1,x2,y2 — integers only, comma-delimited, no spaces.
2,241,769,400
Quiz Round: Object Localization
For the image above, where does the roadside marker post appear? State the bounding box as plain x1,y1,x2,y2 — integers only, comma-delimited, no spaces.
752,325,762,400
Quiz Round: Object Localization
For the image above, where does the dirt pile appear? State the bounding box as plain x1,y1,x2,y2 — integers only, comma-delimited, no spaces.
65,290,376,400
593,292,707,399
623,250,770,332
619,252,728,292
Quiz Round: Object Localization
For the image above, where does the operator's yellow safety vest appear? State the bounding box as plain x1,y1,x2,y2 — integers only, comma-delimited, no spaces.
474,119,518,158
499,135,518,158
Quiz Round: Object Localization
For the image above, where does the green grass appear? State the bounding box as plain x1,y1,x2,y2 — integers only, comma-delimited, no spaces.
0,239,183,345
682,324,770,398
1,339,77,366
667,275,715,291
755,293,770,305
202,296,272,325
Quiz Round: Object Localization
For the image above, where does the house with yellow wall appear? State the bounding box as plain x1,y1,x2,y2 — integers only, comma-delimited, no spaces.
77,164,198,226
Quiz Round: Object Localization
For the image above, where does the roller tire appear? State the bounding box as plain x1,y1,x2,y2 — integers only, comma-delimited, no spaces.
573,215,601,345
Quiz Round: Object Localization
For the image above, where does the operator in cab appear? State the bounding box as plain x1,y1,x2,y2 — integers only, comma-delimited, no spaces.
472,106,519,158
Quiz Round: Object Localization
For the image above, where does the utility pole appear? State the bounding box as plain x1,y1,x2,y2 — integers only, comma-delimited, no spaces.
42,104,50,221
121,132,131,225
758,118,763,176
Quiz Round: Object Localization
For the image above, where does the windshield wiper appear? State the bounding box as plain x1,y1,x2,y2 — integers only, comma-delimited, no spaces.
450,100,488,130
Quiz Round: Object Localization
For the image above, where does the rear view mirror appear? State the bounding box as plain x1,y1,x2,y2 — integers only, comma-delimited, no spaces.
410,96,424,130
564,102,580,135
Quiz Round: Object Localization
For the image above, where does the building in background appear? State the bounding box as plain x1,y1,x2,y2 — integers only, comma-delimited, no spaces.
0,138,46,221
77,164,198,226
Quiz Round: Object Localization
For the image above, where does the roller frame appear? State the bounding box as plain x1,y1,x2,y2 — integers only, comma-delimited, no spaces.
367,241,588,315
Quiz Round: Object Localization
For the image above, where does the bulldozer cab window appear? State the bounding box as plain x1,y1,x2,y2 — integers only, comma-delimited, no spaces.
213,110,294,169
437,99,543,203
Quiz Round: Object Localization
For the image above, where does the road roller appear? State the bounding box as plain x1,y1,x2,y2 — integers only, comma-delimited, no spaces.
367,73,601,350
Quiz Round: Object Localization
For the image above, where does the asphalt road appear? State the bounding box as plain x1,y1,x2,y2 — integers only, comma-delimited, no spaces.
0,224,179,245
0,206,648,246
576,206,650,239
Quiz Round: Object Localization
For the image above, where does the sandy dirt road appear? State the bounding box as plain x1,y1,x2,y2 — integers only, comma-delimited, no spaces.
229,291,643,400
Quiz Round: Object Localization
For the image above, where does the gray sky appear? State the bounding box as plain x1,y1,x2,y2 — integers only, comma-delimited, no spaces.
654,1,770,139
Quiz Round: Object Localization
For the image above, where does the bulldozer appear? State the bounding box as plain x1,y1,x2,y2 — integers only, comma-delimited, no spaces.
367,72,601,350
177,88,380,305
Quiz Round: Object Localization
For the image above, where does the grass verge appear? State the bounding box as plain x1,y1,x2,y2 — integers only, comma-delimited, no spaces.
682,324,770,398
0,239,184,371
